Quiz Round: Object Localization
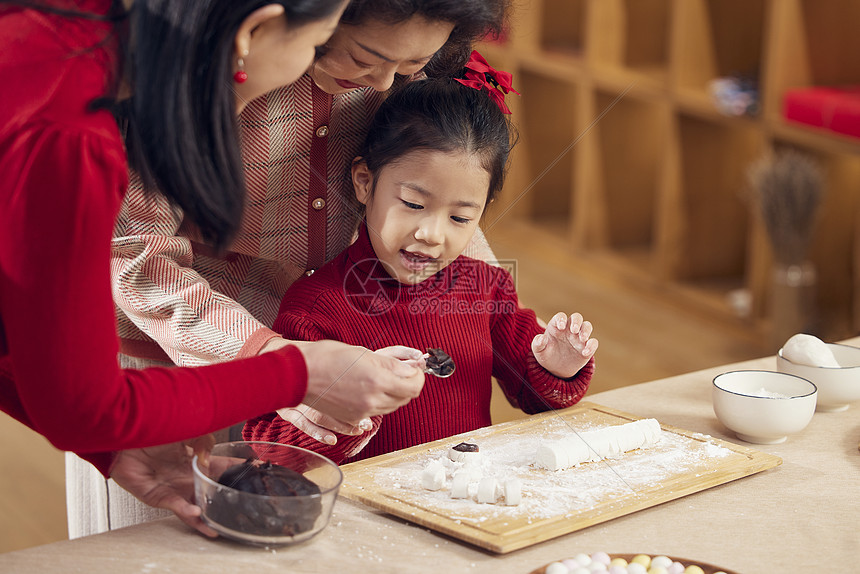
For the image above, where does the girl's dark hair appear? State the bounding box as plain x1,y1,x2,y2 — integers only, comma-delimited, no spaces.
359,77,515,206
340,0,511,78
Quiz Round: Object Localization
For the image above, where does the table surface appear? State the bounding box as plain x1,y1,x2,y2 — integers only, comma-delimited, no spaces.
2,340,858,574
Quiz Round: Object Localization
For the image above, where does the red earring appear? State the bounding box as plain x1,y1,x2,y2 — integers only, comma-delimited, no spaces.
233,57,248,84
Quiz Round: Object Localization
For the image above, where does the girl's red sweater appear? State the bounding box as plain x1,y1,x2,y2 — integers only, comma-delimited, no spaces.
245,224,593,463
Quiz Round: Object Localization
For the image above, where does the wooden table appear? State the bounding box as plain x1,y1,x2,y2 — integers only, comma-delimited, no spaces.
2,341,858,573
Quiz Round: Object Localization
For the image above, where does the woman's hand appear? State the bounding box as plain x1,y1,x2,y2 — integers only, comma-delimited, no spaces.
109,435,218,538
531,312,599,379
273,346,423,444
295,340,425,425
374,345,426,370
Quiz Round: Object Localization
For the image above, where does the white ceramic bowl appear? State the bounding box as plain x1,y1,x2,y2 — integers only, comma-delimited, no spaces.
777,343,860,412
712,370,817,444
193,441,342,546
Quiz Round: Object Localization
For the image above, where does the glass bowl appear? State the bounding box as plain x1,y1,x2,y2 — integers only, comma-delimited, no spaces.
193,441,342,546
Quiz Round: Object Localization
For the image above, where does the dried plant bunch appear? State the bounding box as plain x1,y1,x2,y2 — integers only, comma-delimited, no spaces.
747,149,824,266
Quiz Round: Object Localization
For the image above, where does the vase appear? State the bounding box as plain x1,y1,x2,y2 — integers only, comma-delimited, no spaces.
769,261,817,350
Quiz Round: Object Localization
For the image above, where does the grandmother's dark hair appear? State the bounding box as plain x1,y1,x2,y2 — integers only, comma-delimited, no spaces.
339,0,511,78
0,0,344,251
359,77,515,206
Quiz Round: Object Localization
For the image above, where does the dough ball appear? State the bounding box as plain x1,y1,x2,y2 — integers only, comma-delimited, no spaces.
782,333,839,367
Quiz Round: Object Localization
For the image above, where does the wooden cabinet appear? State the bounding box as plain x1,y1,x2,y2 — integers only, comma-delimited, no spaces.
479,0,860,347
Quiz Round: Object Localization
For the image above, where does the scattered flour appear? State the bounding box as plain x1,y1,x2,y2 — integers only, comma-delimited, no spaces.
363,417,734,526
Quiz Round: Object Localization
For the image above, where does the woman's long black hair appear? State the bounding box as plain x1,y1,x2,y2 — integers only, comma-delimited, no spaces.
126,0,344,251
1,0,344,251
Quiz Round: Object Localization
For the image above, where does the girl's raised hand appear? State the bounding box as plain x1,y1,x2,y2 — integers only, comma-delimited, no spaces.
531,312,598,379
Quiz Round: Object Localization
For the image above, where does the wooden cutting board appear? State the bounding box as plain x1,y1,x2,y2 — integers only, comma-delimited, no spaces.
338,402,782,554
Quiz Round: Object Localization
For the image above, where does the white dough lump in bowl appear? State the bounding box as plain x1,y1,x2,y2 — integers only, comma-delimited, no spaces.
777,334,860,412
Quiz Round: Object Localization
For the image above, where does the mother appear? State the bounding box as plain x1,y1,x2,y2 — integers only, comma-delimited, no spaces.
0,0,426,538
91,0,509,537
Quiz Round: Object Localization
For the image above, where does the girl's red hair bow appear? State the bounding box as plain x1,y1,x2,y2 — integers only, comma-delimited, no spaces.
455,50,520,114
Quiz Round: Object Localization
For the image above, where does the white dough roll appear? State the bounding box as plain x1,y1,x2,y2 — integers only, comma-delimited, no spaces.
536,418,662,471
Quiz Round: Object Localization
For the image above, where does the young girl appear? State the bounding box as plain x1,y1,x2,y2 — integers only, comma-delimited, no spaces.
244,54,598,462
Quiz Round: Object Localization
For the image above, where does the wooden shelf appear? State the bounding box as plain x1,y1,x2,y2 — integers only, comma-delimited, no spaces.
675,114,764,281
511,69,580,240
770,121,860,155
587,89,666,252
517,51,585,83
674,0,766,96
539,0,587,56
588,0,671,87
591,64,667,98
480,0,860,346
763,0,860,122
798,0,860,86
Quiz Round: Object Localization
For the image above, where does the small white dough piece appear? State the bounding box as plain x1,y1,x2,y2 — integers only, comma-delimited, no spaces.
447,446,482,464
476,477,499,503
450,471,471,499
421,461,446,491
782,333,839,367
545,563,568,574
536,418,663,471
503,478,522,506
459,459,483,481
